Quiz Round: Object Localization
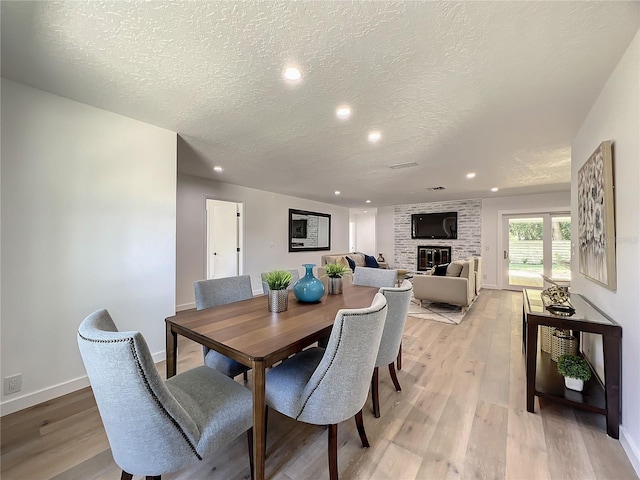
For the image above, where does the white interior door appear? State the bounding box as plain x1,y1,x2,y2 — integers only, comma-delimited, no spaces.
206,199,243,279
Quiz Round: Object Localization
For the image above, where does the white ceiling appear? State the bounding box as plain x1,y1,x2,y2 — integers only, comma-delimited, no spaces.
2,1,639,208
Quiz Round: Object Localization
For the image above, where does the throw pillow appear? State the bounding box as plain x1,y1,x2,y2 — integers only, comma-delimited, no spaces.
364,254,379,268
433,263,449,276
446,261,464,277
346,256,356,272
335,256,349,268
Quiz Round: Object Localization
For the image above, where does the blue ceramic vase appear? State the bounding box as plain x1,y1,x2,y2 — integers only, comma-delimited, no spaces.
293,264,325,303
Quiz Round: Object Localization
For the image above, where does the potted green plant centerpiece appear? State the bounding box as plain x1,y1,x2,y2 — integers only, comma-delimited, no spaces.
323,263,351,295
263,270,293,313
557,354,592,391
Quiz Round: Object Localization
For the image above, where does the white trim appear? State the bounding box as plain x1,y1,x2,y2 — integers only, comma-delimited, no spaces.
0,349,167,417
176,302,196,312
0,376,90,416
621,426,640,478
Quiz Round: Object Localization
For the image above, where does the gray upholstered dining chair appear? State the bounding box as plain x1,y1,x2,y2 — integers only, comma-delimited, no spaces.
77,309,253,480
194,275,253,380
352,266,397,288
260,268,300,294
371,279,413,418
264,293,388,480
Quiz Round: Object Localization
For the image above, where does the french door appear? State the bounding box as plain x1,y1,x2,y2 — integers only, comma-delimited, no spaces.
502,213,571,290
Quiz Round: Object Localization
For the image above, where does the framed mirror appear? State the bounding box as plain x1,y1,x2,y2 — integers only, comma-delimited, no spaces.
288,209,331,252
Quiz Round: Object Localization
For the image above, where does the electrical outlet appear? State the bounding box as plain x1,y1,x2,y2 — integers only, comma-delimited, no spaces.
4,374,22,395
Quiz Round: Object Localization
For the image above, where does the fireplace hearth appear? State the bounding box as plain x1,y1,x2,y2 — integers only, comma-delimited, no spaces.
417,245,452,271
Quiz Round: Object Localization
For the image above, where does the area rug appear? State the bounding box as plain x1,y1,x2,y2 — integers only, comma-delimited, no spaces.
407,297,467,325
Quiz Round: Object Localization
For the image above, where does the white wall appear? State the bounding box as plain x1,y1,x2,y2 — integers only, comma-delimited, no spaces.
1,80,177,415
571,29,640,474
481,191,571,289
376,206,395,265
176,174,349,308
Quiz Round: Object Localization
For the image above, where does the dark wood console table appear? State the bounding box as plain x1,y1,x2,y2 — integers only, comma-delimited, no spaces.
522,289,622,438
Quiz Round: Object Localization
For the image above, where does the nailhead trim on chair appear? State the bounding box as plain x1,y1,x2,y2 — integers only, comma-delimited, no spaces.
297,304,388,419
78,333,202,460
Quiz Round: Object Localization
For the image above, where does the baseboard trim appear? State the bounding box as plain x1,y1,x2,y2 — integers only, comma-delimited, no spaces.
621,426,640,478
176,302,195,312
0,376,90,416
1,349,167,417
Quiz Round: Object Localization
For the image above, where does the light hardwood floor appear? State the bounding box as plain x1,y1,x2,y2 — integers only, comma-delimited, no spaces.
1,290,637,480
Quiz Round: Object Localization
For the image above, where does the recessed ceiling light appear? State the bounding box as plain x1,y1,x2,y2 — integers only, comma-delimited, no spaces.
491,187,499,192
363,210,368,213
213,166,223,172
466,172,476,179
366,200,371,203
336,105,352,120
283,66,303,82
368,131,381,143
334,191,341,195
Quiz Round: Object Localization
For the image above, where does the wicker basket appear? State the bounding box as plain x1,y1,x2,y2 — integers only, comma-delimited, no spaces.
540,325,554,353
551,328,578,362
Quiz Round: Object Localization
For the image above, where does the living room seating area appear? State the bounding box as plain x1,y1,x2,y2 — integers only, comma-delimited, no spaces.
412,257,482,312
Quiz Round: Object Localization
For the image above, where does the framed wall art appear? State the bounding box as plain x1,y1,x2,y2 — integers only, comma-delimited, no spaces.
577,140,616,290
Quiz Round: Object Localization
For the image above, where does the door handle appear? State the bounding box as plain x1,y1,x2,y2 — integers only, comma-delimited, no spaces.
504,250,508,260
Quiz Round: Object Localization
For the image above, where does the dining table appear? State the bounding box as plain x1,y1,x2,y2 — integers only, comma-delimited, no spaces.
165,282,380,480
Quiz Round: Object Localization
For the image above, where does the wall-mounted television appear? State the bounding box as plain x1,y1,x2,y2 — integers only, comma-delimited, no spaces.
411,212,458,239
291,219,308,238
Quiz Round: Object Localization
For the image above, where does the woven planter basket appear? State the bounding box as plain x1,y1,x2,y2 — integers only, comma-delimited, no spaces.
540,325,554,353
551,328,578,362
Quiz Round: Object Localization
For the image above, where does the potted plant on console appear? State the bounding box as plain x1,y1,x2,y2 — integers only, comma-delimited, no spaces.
557,354,592,392
323,263,351,295
264,270,293,313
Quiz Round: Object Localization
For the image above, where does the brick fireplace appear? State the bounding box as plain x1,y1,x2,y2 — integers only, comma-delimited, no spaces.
417,245,451,271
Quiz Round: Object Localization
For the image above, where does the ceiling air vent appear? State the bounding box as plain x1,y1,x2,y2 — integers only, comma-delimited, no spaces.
388,161,418,170
425,186,446,191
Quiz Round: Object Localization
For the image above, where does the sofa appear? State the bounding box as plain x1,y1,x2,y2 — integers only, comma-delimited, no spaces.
320,252,389,270
317,252,388,286
412,257,480,312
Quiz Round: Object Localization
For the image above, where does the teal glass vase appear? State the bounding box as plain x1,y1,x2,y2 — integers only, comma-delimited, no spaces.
293,264,325,303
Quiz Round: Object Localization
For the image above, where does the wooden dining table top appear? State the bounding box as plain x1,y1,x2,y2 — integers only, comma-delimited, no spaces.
166,283,380,366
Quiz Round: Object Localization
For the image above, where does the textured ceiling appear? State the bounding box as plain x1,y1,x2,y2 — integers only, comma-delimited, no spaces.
2,1,639,207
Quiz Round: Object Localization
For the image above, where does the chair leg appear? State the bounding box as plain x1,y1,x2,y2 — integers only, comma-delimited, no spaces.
264,406,269,446
397,342,402,371
371,367,381,418
328,423,338,480
247,427,254,480
120,472,133,480
243,370,249,383
388,362,402,392
354,409,370,448
146,477,161,480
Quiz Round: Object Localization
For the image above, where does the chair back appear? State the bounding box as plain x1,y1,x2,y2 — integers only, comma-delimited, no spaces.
353,266,397,288
194,275,253,310
260,269,300,295
296,293,388,425
377,279,413,367
77,309,201,475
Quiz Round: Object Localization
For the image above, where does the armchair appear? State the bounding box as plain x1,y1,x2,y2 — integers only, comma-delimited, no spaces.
412,258,475,312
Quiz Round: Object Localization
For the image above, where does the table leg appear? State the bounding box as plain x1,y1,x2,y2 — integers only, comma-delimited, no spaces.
603,335,621,439
525,321,538,413
166,322,177,378
252,359,266,480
